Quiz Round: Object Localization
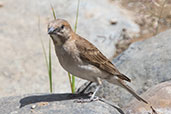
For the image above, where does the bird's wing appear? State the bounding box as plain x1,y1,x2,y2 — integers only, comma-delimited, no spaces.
75,36,131,82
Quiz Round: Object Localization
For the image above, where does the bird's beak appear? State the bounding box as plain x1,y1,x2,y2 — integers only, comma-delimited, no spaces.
48,27,55,34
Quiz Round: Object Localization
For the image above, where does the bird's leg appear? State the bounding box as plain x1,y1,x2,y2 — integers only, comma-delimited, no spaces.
75,78,102,103
89,77,102,101
77,81,93,94
89,84,100,101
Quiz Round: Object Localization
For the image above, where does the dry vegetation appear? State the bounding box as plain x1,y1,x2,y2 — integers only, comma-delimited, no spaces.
114,0,171,57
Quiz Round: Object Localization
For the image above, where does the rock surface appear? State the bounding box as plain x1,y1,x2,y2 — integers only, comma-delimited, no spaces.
0,0,139,97
125,81,171,114
0,93,123,114
78,29,171,107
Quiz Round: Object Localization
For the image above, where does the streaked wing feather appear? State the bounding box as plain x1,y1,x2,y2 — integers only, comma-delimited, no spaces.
75,36,131,82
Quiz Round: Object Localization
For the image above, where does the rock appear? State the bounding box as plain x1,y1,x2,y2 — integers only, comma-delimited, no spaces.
78,29,171,107
113,29,171,106
0,93,123,114
0,0,139,97
125,81,171,114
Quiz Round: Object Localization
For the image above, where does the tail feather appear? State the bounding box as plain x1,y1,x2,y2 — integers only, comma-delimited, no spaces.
118,80,148,104
107,78,148,104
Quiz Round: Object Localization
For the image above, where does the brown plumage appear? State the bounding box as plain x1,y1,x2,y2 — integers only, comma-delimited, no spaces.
75,36,131,82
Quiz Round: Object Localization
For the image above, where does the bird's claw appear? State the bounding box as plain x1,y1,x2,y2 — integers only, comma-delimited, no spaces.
74,96,99,103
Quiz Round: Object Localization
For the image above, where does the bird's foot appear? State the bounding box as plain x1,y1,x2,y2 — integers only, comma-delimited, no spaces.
75,84,100,103
74,96,99,103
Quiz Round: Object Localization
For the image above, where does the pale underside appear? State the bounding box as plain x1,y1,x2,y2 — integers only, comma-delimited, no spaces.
54,39,110,83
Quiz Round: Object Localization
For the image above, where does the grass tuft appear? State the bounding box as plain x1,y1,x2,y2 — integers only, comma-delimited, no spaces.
38,14,53,93
44,0,81,93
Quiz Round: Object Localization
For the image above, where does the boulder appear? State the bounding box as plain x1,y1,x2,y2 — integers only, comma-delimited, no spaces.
125,81,171,114
0,93,123,114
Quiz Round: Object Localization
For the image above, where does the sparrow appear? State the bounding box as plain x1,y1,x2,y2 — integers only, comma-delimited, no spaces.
47,19,148,104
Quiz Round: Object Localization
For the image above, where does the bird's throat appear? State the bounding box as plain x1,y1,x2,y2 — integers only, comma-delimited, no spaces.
51,35,63,46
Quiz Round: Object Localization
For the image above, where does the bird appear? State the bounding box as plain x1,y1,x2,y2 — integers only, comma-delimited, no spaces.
47,19,148,104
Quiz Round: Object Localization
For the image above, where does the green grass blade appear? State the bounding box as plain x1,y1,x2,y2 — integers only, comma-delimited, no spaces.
38,16,52,92
68,72,73,92
74,0,80,33
50,4,56,19
48,38,53,93
71,75,75,93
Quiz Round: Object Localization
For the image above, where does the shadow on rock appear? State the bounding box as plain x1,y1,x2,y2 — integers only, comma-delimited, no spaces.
19,93,89,108
19,93,125,114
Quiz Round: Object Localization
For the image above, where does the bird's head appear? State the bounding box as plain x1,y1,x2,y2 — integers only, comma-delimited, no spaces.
48,19,73,45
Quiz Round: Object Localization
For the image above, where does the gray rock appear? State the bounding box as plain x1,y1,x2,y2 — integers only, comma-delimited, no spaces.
78,29,171,107
125,81,171,114
0,93,123,114
0,0,139,97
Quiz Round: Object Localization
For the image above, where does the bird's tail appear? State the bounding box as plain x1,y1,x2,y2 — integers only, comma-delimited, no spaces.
107,78,148,104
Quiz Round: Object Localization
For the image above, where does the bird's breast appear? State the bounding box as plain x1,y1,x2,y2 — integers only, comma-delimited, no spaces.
54,44,106,82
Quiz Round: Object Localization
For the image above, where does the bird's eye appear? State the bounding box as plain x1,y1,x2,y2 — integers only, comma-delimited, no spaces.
61,25,64,29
